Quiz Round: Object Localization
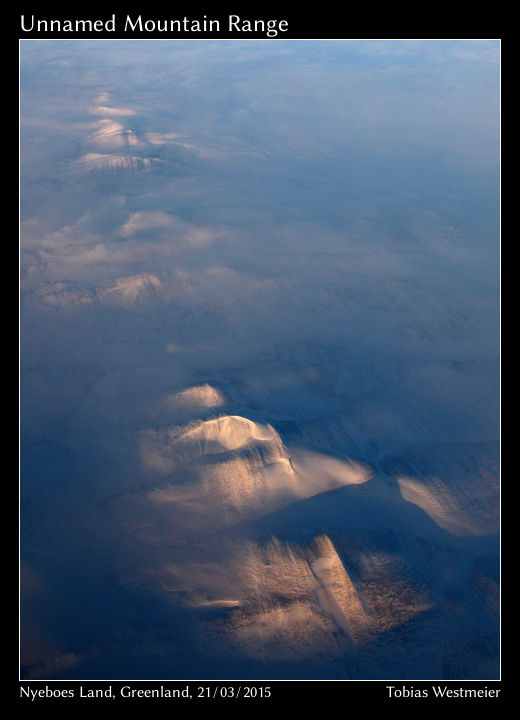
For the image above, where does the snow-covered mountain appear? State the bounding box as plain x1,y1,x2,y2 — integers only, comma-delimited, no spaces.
20,40,500,681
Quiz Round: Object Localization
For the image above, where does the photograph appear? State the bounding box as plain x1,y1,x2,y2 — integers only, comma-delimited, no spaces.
19,27,500,697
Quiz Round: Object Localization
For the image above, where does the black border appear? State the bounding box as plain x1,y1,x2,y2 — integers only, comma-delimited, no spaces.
16,4,503,708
